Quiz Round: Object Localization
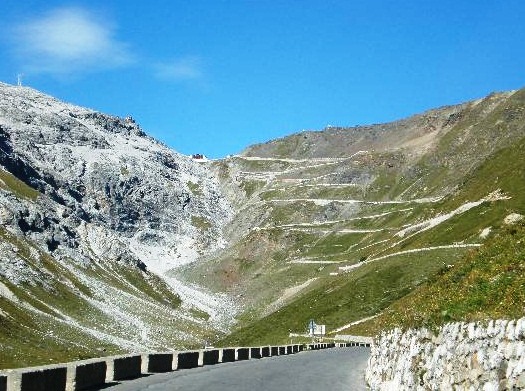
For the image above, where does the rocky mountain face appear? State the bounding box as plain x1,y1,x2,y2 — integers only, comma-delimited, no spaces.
2,81,525,368
242,102,467,160
0,82,234,368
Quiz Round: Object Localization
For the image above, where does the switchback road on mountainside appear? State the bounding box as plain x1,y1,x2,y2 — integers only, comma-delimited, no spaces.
102,347,370,391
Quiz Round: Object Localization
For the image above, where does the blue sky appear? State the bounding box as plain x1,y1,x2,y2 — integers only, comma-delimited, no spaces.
1,1,524,158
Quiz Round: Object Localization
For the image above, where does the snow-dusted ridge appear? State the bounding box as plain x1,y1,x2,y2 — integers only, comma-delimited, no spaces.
0,82,235,353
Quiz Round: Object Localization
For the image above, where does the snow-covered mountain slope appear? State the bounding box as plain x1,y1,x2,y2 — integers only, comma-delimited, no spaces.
0,82,234,368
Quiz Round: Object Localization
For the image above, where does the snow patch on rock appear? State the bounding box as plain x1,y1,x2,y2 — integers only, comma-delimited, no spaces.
479,227,492,239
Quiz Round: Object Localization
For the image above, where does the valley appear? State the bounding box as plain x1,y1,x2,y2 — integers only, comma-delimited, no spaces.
1,82,524,367
185,88,525,345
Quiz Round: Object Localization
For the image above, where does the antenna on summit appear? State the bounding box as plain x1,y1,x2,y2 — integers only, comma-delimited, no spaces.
17,73,23,87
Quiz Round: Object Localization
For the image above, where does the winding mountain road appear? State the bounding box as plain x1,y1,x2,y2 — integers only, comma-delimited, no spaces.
103,347,370,391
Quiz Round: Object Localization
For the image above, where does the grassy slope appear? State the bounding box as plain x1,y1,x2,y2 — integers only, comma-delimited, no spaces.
216,106,525,346
218,248,467,346
0,169,40,200
0,242,214,369
345,133,525,335
348,222,525,336
410,89,525,199
0,234,184,369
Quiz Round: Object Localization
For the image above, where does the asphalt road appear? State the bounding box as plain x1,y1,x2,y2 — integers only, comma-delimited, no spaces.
102,347,370,391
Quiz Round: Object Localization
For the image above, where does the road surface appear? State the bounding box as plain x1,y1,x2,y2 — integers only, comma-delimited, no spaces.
102,347,370,391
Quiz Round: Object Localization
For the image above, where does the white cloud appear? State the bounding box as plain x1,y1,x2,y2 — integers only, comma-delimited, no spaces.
12,7,133,75
154,57,204,82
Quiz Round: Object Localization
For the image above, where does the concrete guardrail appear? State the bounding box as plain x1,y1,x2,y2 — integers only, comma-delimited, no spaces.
222,348,236,363
177,351,200,370
331,341,371,348
334,335,373,346
68,358,107,391
250,347,262,359
0,343,360,390
144,353,174,373
6,365,67,391
202,350,220,366
236,347,250,361
109,355,142,381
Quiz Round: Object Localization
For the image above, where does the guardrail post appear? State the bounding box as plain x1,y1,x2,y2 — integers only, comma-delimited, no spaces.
6,371,20,391
176,352,200,370
202,350,220,366
222,349,236,363
66,360,107,391
146,353,173,373
8,366,67,391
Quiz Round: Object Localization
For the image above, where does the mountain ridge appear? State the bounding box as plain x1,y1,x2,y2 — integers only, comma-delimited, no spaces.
190,87,525,345
0,82,234,368
1,81,525,366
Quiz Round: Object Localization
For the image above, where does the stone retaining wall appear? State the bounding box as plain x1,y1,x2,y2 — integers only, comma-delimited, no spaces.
366,318,525,390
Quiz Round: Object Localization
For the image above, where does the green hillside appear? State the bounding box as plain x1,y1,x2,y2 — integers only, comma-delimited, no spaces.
209,90,525,346
347,221,525,336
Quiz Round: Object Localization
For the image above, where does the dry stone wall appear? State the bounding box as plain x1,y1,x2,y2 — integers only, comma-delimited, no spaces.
366,318,525,390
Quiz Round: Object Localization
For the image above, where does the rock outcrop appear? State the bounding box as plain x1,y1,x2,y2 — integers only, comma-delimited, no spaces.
0,82,235,365
0,82,232,272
